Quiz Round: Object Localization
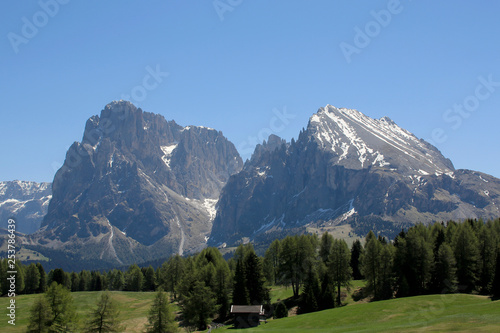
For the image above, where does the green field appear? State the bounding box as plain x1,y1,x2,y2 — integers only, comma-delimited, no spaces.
2,288,500,332
213,294,500,332
0,291,165,333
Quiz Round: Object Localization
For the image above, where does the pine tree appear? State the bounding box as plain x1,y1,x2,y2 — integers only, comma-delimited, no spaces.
180,281,217,331
491,244,500,299
86,291,124,332
263,239,281,285
350,239,364,280
478,227,497,294
379,244,395,300
146,288,178,333
27,295,53,333
143,266,156,291
453,222,480,292
159,255,185,300
25,263,41,294
70,272,80,292
112,270,125,291
232,259,249,305
300,265,320,313
319,232,334,264
329,239,352,305
361,235,382,300
245,252,270,305
215,262,232,320
430,243,457,294
36,263,47,293
45,282,77,331
405,226,434,295
125,264,144,291
79,270,91,291
318,271,336,310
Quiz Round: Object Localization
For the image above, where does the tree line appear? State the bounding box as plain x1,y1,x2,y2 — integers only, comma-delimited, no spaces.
5,218,500,331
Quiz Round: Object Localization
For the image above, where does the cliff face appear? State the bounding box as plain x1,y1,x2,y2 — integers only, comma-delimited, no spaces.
210,105,500,246
32,101,242,267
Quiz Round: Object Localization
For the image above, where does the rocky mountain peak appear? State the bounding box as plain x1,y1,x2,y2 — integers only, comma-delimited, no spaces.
0,181,52,234
210,104,499,248
31,102,243,269
307,105,454,176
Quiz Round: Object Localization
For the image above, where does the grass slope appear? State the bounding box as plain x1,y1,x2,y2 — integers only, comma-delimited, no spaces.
214,294,500,332
0,291,164,333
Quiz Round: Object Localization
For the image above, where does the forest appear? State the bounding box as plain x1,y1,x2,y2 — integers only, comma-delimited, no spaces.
3,218,500,332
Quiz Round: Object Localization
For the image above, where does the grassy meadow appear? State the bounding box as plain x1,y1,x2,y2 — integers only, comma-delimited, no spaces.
1,284,500,332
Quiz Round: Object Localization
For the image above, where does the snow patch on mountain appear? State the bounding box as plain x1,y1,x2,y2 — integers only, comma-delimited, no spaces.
161,144,177,168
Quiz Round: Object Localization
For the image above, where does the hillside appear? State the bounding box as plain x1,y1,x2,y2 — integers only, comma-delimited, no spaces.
214,294,500,332
3,292,499,332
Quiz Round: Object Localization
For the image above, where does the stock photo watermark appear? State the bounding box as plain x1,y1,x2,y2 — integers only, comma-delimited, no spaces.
120,65,169,104
6,218,17,326
52,64,168,178
339,0,408,64
7,0,70,54
213,0,243,21
238,106,295,157
428,74,500,146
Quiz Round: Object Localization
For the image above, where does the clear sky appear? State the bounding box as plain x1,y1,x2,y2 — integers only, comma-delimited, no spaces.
2,1,499,182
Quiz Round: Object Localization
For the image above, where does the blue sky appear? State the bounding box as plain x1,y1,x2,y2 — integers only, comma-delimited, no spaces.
2,0,499,182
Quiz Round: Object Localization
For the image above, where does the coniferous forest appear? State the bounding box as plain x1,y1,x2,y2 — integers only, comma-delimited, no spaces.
3,218,500,331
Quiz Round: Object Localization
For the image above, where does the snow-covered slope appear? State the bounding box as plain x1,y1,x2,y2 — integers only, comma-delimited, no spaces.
0,181,51,234
210,105,499,247
308,105,454,175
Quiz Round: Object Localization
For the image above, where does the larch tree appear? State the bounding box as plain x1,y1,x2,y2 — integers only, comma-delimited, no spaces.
146,288,178,333
86,291,124,333
27,295,53,333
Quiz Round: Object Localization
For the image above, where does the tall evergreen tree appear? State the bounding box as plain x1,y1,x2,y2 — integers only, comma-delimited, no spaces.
361,235,382,300
159,255,185,300
70,272,80,292
478,227,497,294
263,239,281,285
79,270,92,291
379,244,395,300
404,226,434,295
430,243,457,294
146,288,178,333
491,244,500,299
318,270,336,310
350,239,364,280
143,266,156,291
86,291,124,333
319,232,334,264
36,263,47,293
279,235,316,298
125,264,144,291
232,259,249,305
25,263,41,294
329,239,352,305
215,261,232,320
180,281,217,331
245,252,270,305
112,270,125,291
300,264,320,313
27,295,53,333
453,222,480,292
45,282,77,332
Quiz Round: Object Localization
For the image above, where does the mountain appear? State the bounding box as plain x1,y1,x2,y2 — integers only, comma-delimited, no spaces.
25,101,243,269
0,181,51,234
209,105,500,247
